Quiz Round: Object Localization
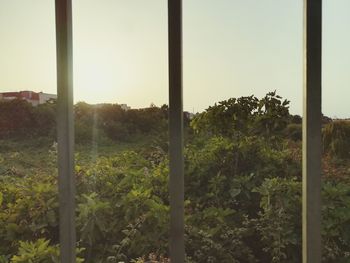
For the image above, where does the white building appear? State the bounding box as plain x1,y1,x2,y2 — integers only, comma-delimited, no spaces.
120,104,131,111
0,91,57,106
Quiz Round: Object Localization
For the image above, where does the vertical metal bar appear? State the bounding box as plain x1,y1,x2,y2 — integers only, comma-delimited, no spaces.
55,0,76,262
303,0,322,262
168,0,185,262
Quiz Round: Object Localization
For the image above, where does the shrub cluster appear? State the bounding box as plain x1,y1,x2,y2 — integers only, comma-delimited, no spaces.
0,100,172,144
0,92,349,262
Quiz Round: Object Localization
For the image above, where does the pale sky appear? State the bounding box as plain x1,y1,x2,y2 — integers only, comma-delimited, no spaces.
0,1,349,117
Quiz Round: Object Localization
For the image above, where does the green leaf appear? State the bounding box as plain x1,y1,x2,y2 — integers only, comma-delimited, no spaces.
229,188,241,198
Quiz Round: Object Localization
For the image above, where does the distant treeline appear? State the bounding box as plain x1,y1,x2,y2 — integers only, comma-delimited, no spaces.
0,99,56,139
0,96,349,158
0,99,193,143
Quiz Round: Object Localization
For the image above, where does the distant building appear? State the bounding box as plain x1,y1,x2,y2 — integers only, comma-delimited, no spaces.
0,91,57,106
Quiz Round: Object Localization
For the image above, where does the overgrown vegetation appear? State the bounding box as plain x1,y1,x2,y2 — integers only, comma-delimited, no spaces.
0,99,176,144
0,92,350,262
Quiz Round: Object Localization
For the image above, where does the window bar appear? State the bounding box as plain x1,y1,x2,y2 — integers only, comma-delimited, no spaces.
55,0,76,262
303,0,322,262
168,0,185,262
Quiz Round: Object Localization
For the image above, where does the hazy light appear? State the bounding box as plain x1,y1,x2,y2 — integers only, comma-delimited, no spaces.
0,0,349,117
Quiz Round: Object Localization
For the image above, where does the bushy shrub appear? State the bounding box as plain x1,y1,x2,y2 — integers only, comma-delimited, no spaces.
1,92,350,262
75,151,170,262
0,173,59,254
323,121,350,159
322,182,350,262
11,239,60,263
285,123,302,141
0,100,36,138
254,178,302,263
191,91,290,139
10,239,84,263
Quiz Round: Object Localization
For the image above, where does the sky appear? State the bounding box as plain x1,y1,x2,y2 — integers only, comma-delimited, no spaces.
0,0,349,118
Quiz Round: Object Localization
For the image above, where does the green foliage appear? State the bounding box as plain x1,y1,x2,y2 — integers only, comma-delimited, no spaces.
191,95,259,137
130,253,170,263
74,150,170,261
254,92,290,136
186,210,257,262
183,134,301,262
254,178,302,262
185,136,300,212
0,255,9,263
191,91,290,139
1,92,350,262
0,99,35,138
32,101,56,138
284,123,302,141
10,239,84,263
323,121,350,159
0,100,168,143
0,173,58,254
74,102,168,143
11,239,60,263
77,193,111,261
322,182,350,262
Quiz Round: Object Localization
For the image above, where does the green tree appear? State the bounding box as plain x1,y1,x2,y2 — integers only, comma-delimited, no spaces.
0,99,35,138
190,91,290,139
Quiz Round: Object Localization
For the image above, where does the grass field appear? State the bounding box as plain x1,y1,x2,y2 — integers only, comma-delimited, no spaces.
0,136,157,178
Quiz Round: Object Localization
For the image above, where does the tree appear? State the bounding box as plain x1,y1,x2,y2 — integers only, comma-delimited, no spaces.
190,91,290,139
0,99,35,138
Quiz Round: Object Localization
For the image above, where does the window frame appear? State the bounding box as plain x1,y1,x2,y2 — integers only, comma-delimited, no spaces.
55,1,322,262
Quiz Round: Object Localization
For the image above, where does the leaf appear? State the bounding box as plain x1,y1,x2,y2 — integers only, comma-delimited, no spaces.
47,209,57,226
229,188,241,198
